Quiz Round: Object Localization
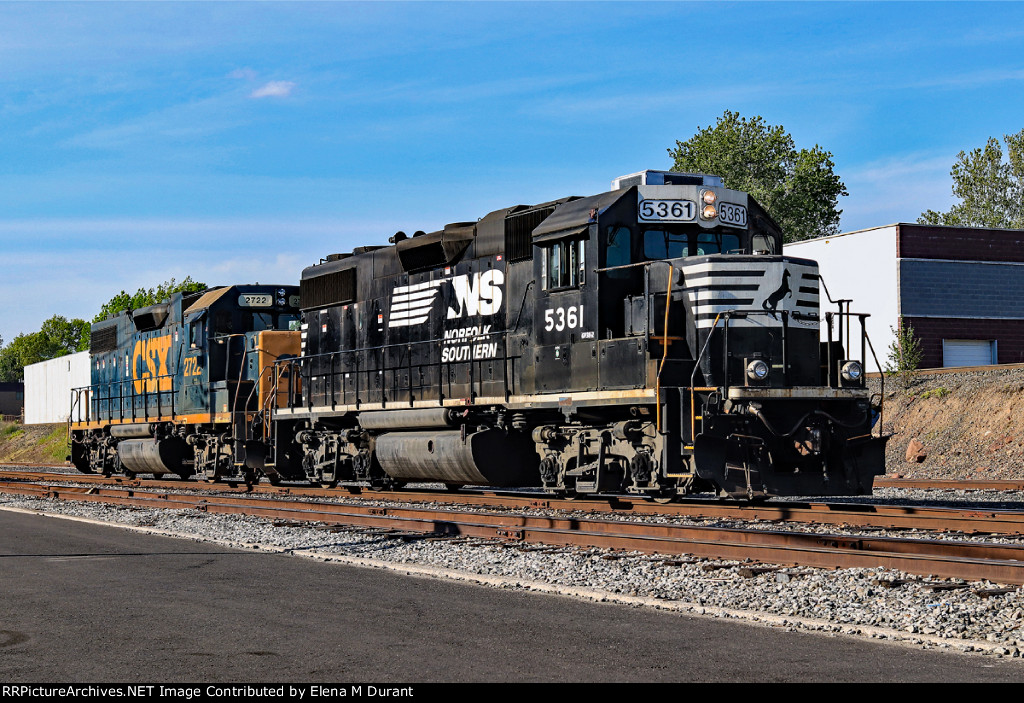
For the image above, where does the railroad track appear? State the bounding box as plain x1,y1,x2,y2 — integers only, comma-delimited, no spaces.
4,477,1024,586
876,477,1024,491
3,469,1024,535
8,464,1024,494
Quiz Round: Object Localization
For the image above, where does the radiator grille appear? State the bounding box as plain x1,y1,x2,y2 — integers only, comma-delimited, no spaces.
505,206,555,263
301,268,357,310
90,326,118,354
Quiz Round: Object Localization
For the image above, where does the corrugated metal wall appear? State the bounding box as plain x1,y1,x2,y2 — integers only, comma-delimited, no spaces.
23,352,91,424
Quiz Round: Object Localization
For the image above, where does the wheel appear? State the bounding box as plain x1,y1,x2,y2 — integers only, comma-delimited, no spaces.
444,484,464,493
651,491,677,504
320,480,338,489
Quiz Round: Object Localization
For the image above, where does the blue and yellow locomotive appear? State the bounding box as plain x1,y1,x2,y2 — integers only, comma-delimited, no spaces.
69,284,304,483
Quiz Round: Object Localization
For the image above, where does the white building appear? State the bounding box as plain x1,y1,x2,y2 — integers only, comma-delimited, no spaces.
788,223,1024,370
23,351,90,424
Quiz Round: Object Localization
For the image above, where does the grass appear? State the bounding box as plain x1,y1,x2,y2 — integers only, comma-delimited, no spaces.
0,421,68,463
1,421,25,440
40,425,69,463
920,387,951,400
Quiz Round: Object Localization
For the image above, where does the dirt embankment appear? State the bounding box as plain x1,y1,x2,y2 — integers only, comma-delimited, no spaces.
0,422,68,465
874,366,1024,479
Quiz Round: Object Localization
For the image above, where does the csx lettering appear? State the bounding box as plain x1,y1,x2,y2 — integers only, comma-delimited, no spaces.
132,335,173,393
447,270,503,319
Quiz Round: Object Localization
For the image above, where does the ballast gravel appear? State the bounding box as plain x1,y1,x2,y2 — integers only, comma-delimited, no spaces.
4,489,1024,662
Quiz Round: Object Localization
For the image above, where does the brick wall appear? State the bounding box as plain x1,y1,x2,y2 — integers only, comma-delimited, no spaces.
898,224,1024,262
901,316,1024,368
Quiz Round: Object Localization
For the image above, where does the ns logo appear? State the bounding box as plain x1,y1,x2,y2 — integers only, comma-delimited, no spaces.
388,269,504,329
446,270,504,319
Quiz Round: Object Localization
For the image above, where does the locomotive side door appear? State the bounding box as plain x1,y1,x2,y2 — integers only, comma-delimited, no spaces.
179,310,208,417
532,232,597,393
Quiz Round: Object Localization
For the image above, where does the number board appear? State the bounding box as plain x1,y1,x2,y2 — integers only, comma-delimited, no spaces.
238,294,273,308
638,199,696,222
718,201,748,227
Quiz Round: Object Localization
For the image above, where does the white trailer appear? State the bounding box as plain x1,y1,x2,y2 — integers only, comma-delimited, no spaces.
23,351,90,425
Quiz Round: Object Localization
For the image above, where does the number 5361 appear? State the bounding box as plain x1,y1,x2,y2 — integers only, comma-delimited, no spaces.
544,305,583,332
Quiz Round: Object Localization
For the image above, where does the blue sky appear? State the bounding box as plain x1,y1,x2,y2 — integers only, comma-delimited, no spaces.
2,1,1023,343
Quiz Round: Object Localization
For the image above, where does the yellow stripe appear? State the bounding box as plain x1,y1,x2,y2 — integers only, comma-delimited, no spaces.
70,412,231,431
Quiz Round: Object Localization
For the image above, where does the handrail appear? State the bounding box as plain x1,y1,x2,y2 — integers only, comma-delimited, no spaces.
70,373,178,425
655,264,674,432
276,328,518,412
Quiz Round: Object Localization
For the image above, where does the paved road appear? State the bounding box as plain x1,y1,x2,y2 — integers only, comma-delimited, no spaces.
1,509,1022,683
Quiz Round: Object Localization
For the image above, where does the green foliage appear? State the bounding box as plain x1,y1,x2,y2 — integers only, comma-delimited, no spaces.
886,322,923,392
94,276,206,322
919,128,1024,228
41,425,69,462
0,276,205,382
920,386,950,400
0,315,90,382
668,110,847,242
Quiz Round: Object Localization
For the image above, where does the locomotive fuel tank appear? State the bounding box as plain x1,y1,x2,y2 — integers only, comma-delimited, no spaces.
117,438,188,476
374,429,540,486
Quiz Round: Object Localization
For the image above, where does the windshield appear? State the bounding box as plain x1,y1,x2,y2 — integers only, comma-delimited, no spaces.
641,228,742,259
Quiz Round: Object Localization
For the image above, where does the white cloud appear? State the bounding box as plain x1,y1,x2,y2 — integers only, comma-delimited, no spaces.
250,81,295,99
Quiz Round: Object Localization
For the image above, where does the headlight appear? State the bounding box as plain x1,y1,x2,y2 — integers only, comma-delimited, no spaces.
841,360,864,382
276,297,287,306
701,189,717,205
701,204,717,220
276,288,287,297
746,359,769,381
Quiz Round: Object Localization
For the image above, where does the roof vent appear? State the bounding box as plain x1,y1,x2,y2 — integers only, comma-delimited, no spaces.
611,170,724,190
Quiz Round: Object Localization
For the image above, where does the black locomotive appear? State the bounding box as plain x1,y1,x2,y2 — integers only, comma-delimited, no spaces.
70,170,887,499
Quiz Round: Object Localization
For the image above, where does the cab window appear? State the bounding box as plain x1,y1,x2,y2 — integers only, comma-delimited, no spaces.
542,239,585,290
604,227,632,279
643,228,687,259
696,232,741,255
752,233,778,254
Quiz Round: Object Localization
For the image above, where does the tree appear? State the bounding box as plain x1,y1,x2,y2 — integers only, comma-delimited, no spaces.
668,110,848,242
94,276,206,322
885,322,923,393
919,128,1024,228
0,315,90,382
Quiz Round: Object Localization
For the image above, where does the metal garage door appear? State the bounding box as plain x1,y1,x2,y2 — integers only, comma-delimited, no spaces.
942,339,996,367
